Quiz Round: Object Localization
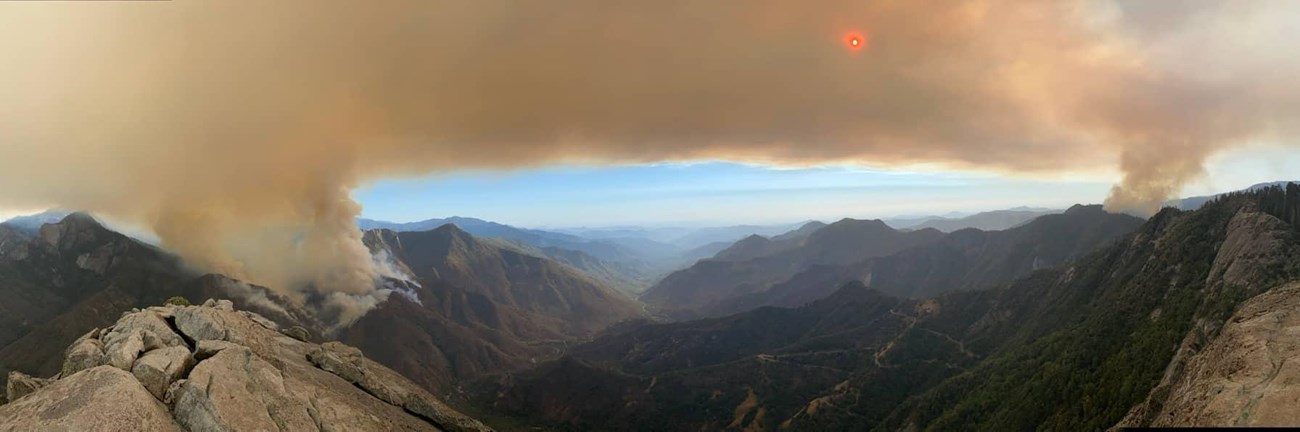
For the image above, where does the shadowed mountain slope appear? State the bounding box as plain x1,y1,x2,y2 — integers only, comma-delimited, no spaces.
907,208,1061,232
0,214,318,390
341,225,642,391
648,206,1141,319
705,205,1143,316
641,219,943,315
477,185,1300,431
360,217,682,292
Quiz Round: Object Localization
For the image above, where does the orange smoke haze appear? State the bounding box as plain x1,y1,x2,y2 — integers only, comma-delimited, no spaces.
1,0,1297,316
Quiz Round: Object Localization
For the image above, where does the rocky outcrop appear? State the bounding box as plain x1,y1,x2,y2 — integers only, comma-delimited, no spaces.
131,346,193,400
0,300,492,432
1115,207,1300,428
61,329,107,377
0,213,324,394
1135,282,1300,427
308,342,493,432
1208,210,1296,288
0,366,180,431
5,371,50,403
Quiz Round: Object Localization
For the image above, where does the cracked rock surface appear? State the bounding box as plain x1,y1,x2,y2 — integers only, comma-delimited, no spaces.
0,300,492,432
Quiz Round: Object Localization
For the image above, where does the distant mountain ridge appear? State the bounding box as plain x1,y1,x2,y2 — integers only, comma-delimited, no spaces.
367,224,638,336
340,225,642,390
884,207,1061,232
0,210,71,235
705,204,1144,317
357,216,841,292
640,218,944,316
478,184,1300,431
552,221,813,249
359,216,585,244
358,217,685,291
1168,180,1300,210
712,222,826,262
646,204,1141,319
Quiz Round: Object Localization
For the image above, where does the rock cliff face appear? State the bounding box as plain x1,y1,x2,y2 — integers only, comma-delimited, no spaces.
0,224,23,259
1120,282,1300,427
0,300,491,432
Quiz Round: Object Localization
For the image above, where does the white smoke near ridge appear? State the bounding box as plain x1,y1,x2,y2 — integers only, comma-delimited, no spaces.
372,249,421,287
371,249,423,306
215,277,292,319
306,250,427,330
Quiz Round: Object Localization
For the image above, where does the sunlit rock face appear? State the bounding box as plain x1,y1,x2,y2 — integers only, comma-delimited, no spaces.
1136,283,1300,427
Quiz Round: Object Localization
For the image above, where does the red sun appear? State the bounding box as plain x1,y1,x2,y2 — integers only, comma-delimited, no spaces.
845,33,867,51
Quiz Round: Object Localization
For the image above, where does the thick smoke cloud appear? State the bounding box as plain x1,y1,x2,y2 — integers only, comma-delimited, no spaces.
0,1,1297,314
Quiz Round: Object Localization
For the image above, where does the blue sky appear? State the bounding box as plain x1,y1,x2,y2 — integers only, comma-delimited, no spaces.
3,148,1293,230
353,163,1109,227
353,145,1300,229
2,147,1294,230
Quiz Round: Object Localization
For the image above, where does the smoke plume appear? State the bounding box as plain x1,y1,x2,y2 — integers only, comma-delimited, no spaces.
1,0,1298,315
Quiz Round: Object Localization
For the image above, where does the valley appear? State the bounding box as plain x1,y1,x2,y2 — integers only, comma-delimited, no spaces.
3,185,1299,430
473,184,1300,430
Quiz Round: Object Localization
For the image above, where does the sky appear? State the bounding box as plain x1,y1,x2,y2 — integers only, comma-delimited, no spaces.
353,163,1106,227
5,146,1296,229
4,0,1300,305
354,144,1300,228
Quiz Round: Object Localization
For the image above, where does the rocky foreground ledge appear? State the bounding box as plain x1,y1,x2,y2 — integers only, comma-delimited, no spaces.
0,299,492,432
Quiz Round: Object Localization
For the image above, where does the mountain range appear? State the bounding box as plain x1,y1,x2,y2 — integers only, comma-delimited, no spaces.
0,213,644,394
0,209,70,236
553,222,813,250
338,225,641,392
474,183,1300,430
1168,180,1300,210
698,205,1144,317
4,182,1300,430
640,219,943,317
359,216,704,293
350,205,1105,297
888,207,1062,232
640,205,1142,319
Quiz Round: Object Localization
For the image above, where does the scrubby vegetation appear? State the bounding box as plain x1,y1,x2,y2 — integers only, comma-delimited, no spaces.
164,296,192,306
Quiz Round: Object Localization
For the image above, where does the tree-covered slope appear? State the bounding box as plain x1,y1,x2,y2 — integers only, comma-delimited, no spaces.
476,184,1300,431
